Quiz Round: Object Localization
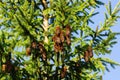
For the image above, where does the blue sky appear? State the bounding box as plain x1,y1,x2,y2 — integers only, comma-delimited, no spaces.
90,0,120,80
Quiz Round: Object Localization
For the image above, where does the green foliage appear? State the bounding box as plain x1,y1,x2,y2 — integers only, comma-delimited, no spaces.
0,0,120,80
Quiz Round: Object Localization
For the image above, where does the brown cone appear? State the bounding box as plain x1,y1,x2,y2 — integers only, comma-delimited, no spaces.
2,64,7,72
38,43,47,60
88,46,93,58
31,42,37,49
26,47,31,56
65,25,71,36
66,36,71,45
54,43,60,53
53,35,61,44
84,51,89,62
60,66,67,79
60,30,65,43
42,52,47,61
55,26,61,36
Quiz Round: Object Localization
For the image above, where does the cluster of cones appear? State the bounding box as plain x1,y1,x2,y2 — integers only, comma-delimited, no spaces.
84,46,93,62
2,61,15,73
26,41,47,61
52,25,71,52
2,53,19,73
2,53,12,73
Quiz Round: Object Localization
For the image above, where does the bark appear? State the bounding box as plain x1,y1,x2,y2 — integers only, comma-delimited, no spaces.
42,0,49,44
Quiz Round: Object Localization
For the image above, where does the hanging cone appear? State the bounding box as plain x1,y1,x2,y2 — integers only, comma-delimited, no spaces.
31,42,37,49
60,30,65,43
84,51,89,62
60,66,67,79
88,46,93,58
26,47,31,56
65,25,71,36
2,64,7,72
66,36,71,45
55,26,61,36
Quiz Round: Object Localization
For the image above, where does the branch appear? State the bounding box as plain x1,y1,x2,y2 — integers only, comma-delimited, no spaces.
15,15,36,41
41,0,49,43
41,0,47,9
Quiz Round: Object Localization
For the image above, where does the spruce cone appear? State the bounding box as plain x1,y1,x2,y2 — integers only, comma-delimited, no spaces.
31,42,37,49
39,43,44,53
66,36,71,45
26,47,31,56
60,30,65,43
38,43,47,61
42,52,47,61
84,51,89,62
88,46,93,58
54,43,60,53
55,26,61,36
60,66,67,79
65,25,71,36
53,35,61,44
2,64,7,72
84,46,93,62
